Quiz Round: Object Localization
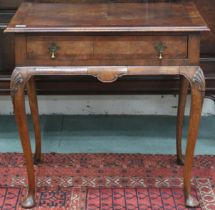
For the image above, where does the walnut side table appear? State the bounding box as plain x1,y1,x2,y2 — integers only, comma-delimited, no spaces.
5,2,209,208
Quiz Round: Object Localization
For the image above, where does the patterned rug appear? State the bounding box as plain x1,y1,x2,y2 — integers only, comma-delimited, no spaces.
0,153,214,210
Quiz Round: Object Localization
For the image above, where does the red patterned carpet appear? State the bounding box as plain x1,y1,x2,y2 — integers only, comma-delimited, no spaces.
0,153,214,210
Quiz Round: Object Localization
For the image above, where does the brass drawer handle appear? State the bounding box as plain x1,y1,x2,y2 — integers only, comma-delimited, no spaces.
48,43,59,59
155,42,167,60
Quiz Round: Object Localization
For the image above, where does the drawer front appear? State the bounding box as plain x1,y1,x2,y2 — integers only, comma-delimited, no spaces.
94,36,187,59
26,35,188,65
27,36,94,60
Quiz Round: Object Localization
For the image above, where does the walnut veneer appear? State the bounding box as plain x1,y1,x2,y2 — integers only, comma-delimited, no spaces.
5,2,209,208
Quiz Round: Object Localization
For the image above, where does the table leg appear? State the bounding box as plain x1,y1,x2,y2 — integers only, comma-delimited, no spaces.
10,70,36,208
176,75,189,165
26,77,42,164
180,67,205,208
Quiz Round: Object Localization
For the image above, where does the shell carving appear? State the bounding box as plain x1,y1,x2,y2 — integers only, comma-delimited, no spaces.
14,72,24,85
10,71,25,96
192,67,205,91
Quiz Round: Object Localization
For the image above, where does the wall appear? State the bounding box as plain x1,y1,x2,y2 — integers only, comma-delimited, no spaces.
0,95,214,115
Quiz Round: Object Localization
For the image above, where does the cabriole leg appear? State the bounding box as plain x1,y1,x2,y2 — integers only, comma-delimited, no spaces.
26,77,42,164
11,69,36,208
176,75,189,165
180,67,205,208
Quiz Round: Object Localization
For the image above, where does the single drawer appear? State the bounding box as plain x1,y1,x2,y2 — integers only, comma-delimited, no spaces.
26,35,188,65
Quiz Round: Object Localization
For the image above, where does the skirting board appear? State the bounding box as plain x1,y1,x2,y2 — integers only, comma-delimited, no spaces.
0,95,214,116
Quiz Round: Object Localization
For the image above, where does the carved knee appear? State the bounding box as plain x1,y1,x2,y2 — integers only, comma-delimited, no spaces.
10,68,31,97
180,66,205,93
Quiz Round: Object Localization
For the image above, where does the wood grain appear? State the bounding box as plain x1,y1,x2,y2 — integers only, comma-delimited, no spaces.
5,2,209,33
25,35,188,66
6,2,209,207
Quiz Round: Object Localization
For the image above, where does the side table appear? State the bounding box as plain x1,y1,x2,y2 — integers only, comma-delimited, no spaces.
5,2,209,208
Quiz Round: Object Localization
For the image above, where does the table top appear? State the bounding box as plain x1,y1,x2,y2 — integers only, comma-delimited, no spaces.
5,2,209,33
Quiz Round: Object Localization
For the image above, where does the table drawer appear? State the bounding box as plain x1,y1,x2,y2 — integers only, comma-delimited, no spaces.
26,35,188,65
27,36,93,60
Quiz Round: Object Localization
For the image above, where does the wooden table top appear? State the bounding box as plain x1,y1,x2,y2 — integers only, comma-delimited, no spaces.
5,2,209,33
